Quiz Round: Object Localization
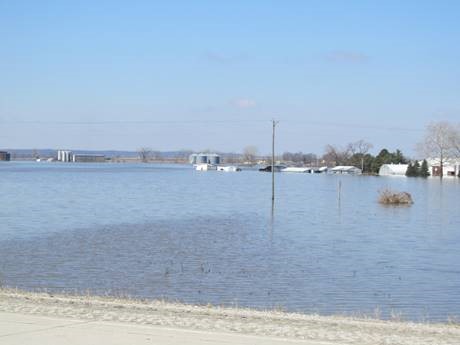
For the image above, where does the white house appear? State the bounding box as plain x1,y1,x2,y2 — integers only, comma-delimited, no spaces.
378,164,409,176
329,166,362,175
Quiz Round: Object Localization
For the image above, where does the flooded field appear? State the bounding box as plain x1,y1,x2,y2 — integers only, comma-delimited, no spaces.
1,162,459,321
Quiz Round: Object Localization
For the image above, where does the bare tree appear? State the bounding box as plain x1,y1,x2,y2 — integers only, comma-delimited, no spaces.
281,152,294,162
242,145,258,163
417,122,456,178
282,151,317,165
449,124,460,158
138,147,153,163
322,145,350,166
32,149,39,160
302,153,318,165
346,140,373,172
346,140,373,155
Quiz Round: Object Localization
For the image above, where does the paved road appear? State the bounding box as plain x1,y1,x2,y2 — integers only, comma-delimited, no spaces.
0,312,330,345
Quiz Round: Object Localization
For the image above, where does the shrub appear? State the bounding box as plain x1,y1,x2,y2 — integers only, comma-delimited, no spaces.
378,189,413,205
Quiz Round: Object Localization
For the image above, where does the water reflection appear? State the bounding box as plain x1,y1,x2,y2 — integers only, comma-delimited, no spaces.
270,198,275,243
1,163,460,321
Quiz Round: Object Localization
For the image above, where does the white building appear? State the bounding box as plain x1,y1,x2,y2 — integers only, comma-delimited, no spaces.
72,154,105,163
217,166,241,172
195,163,217,171
379,164,409,176
427,158,460,177
281,167,311,173
57,150,72,162
330,166,362,175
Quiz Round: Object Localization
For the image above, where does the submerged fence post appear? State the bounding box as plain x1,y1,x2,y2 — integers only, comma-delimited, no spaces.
338,179,342,204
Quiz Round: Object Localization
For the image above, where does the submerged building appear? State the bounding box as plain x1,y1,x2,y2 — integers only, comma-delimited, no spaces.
427,158,460,177
379,164,409,176
72,154,105,163
329,166,362,175
0,151,11,161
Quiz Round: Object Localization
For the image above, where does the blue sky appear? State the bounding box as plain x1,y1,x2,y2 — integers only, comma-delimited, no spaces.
1,1,459,155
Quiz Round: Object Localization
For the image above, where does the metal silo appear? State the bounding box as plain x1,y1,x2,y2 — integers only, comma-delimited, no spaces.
189,154,197,164
208,154,220,165
197,154,208,164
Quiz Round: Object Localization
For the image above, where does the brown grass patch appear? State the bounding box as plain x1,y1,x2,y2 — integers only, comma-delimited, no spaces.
378,189,413,205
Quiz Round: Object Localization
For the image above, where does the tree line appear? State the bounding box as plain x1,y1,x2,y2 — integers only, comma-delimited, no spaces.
320,141,407,174
136,121,460,178
406,160,430,177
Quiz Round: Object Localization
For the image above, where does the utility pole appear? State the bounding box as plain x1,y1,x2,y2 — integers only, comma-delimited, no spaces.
272,119,278,201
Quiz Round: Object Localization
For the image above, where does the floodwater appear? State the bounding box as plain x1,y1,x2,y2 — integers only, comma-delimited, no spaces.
1,162,459,321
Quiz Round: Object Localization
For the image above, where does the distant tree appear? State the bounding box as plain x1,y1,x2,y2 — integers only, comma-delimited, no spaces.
281,151,317,165
242,145,258,163
417,122,457,178
346,140,373,156
302,153,317,165
355,153,375,173
343,140,373,172
393,149,407,164
322,145,350,166
176,149,193,160
292,152,304,163
370,149,390,174
413,160,421,176
282,152,293,162
223,153,238,164
448,124,460,158
138,147,153,163
420,159,430,177
406,162,416,177
32,149,39,159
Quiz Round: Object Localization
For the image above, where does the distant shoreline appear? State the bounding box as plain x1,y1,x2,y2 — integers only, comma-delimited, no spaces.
1,288,459,344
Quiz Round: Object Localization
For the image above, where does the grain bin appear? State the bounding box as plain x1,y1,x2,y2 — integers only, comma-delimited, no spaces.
208,154,220,165
189,154,197,164
196,154,208,164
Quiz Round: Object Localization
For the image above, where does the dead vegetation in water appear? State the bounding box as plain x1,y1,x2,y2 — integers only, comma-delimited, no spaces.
378,189,413,205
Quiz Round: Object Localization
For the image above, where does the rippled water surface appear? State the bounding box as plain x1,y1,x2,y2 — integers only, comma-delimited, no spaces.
1,162,459,321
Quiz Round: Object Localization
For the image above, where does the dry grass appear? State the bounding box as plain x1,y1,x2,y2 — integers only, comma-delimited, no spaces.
379,189,414,205
1,288,460,345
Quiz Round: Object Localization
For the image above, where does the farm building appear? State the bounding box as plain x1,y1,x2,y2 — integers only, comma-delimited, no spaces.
427,158,460,177
72,154,106,163
329,166,362,175
379,164,409,176
189,153,221,165
0,151,11,161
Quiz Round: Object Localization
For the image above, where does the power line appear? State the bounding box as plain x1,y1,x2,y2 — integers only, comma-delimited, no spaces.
0,119,268,125
0,118,424,132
